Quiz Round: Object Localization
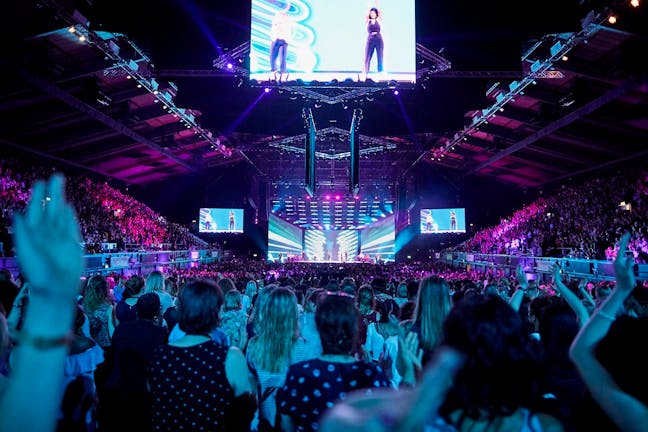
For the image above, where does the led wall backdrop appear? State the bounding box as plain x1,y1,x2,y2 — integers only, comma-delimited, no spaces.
420,208,466,234
360,215,395,261
268,214,304,260
304,229,358,262
250,0,416,84
199,208,244,233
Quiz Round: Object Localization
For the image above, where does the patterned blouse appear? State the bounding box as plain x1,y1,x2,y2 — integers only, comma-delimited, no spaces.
147,341,234,431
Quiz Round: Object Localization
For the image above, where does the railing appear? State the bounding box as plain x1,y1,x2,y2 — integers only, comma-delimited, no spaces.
0,249,221,277
437,252,648,282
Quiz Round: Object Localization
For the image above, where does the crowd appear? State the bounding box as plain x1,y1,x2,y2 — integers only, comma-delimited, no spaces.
0,159,204,256
456,168,648,262
1,173,648,432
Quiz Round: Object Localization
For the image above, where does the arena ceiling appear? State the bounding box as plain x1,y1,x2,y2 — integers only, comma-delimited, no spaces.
0,0,646,192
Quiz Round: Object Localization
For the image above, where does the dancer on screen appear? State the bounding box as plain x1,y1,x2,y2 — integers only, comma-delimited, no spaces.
363,1,384,79
450,209,457,231
269,0,294,82
229,210,236,231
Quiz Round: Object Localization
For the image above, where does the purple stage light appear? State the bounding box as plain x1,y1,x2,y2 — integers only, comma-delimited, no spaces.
305,195,311,200
227,63,233,69
264,87,271,93
325,194,331,200
335,195,341,200
394,90,399,95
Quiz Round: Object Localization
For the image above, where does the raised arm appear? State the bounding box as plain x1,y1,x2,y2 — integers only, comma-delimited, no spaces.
551,264,590,327
569,233,648,432
508,264,529,312
0,174,84,432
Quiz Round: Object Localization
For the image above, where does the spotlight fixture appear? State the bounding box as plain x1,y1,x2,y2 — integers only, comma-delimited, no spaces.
631,0,640,6
608,15,617,24
264,87,270,93
393,90,399,95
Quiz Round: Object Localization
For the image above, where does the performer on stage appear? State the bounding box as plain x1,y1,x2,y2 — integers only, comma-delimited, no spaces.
363,2,384,79
450,209,457,231
204,210,214,231
229,210,236,231
269,0,294,82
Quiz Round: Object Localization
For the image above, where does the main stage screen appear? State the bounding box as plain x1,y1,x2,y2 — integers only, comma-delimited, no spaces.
250,0,416,84
198,208,244,233
420,208,466,234
268,214,303,261
360,215,395,261
304,229,358,262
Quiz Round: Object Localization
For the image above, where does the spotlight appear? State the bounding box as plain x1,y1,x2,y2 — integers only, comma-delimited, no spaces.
608,14,617,24
325,194,331,200
335,195,341,200
68,26,76,33
631,0,640,6
264,87,271,93
393,90,399,95
227,63,233,70
78,35,86,42
562,55,569,61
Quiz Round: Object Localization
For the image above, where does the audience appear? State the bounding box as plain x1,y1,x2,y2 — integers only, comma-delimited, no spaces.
1,169,647,432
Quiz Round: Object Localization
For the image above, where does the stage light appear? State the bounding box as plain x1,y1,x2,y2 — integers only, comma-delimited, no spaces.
227,63,233,69
325,195,331,200
393,90,399,95
608,15,617,24
79,35,86,42
335,195,341,200
137,84,142,88
631,0,640,7
264,87,270,93
306,195,311,200
68,26,76,33
561,55,569,61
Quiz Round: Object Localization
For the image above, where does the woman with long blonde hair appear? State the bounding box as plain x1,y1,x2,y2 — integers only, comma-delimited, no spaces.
246,286,307,431
402,275,453,366
145,270,174,316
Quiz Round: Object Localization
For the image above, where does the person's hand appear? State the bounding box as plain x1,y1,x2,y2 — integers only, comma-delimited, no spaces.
12,174,84,301
515,264,528,290
551,263,562,284
396,331,423,383
320,346,463,432
613,232,636,292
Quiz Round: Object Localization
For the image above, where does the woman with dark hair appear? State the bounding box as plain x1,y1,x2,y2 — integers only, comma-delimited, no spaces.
435,294,564,431
363,3,384,79
114,274,145,325
277,293,389,432
147,279,255,431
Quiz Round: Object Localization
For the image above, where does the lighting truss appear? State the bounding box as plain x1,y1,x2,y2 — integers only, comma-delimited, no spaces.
213,42,451,105
39,0,231,157
412,8,610,169
267,127,397,160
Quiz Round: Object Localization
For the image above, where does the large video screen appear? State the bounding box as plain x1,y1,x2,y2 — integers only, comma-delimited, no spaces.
250,0,416,84
198,208,244,233
420,208,466,234
304,229,358,262
268,214,303,261
360,215,395,261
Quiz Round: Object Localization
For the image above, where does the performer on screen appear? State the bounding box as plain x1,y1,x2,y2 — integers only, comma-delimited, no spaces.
204,210,214,231
424,212,439,232
450,210,457,231
229,210,236,231
269,0,294,82
363,2,384,79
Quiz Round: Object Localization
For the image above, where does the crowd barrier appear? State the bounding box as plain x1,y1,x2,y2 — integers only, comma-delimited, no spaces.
0,249,221,277
438,252,648,282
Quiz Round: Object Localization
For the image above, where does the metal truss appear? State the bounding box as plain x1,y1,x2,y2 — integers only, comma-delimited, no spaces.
265,127,397,159
403,8,611,176
212,42,452,105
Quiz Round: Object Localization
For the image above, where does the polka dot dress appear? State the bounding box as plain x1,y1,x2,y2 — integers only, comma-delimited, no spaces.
147,341,234,431
277,359,389,431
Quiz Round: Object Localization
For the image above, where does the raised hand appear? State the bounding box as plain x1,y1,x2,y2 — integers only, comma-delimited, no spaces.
12,174,84,301
515,264,529,290
551,263,562,284
396,331,423,383
613,232,636,292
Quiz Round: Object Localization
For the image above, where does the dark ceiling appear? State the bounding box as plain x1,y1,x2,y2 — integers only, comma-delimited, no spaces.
0,0,646,193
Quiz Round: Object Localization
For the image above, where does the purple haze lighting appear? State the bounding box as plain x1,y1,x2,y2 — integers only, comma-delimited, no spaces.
335,195,341,200
325,194,331,200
